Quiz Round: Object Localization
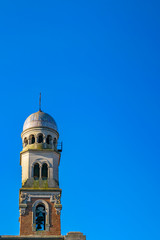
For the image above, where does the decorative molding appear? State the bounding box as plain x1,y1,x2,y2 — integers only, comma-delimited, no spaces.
19,191,62,219
50,193,61,203
31,158,52,168
20,208,25,216
20,193,29,204
55,203,62,215
19,193,28,215
21,191,61,204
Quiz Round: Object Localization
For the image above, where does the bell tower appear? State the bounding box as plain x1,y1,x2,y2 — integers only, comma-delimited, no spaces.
19,108,62,235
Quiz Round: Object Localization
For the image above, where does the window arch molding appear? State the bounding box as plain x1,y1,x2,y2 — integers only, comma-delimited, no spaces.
42,163,48,180
41,160,51,168
31,160,51,179
41,161,50,179
36,133,44,143
32,200,50,232
29,134,35,144
31,159,51,168
33,163,40,180
31,161,43,168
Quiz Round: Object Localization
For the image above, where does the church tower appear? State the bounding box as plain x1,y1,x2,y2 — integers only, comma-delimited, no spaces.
19,108,62,235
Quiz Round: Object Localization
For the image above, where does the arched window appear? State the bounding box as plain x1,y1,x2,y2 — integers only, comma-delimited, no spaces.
42,163,48,180
36,204,45,231
34,163,40,180
46,135,52,144
29,134,35,144
37,134,43,143
53,138,57,148
32,200,49,232
24,137,28,147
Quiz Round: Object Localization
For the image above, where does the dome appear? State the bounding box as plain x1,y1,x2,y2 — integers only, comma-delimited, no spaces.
23,111,58,131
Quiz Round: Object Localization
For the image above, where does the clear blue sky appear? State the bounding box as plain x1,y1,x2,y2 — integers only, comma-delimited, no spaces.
0,1,160,239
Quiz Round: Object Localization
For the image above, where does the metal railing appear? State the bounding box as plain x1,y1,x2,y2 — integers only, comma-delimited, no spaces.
57,141,63,152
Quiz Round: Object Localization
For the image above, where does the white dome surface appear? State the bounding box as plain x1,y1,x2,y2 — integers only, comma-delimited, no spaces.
23,111,58,131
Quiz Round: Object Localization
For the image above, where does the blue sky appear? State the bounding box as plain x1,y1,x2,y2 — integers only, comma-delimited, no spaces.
0,1,160,239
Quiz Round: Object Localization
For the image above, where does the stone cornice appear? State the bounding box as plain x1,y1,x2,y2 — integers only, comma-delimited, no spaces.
20,188,62,192
21,126,59,138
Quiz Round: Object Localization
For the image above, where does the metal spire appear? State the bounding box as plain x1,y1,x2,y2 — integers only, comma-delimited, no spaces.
39,92,41,111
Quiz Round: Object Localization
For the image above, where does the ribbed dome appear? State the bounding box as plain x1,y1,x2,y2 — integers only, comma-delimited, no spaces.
23,111,58,131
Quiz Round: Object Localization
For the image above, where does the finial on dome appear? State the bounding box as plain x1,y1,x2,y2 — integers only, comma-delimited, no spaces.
39,92,42,112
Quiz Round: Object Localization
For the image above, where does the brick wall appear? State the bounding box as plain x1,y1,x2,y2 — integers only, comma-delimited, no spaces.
20,198,61,236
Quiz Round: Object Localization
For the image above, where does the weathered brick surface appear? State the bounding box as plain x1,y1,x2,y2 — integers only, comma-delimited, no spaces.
20,198,61,236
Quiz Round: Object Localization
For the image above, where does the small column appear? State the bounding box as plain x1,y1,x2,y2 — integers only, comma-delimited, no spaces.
44,136,47,148
40,165,42,179
35,135,38,144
